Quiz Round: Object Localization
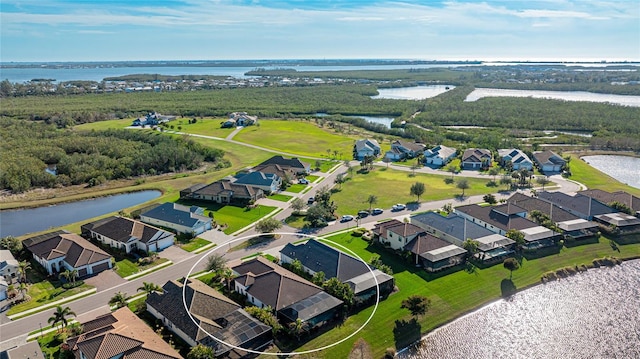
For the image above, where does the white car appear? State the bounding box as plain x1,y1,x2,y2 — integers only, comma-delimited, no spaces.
299,178,309,184
340,215,355,222
392,203,406,211
372,208,384,215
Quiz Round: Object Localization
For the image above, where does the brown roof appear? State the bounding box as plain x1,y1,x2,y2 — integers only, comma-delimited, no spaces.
82,217,172,245
258,156,309,172
23,231,111,269
462,148,492,163
232,256,322,310
68,307,181,359
252,163,295,179
403,233,452,255
373,219,423,239
532,150,566,165
193,179,260,198
578,189,640,213
507,192,580,223
393,140,426,153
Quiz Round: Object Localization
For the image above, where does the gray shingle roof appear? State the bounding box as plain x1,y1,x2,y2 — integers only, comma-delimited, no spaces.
258,156,309,172
280,239,369,281
23,231,111,270
410,212,496,241
538,191,615,218
507,192,580,223
462,148,491,163
532,150,566,166
234,171,280,187
455,204,539,231
403,233,453,255
83,216,173,245
140,202,209,228
578,189,640,213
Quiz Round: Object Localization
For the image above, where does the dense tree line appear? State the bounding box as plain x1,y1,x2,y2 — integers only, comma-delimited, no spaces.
0,119,228,193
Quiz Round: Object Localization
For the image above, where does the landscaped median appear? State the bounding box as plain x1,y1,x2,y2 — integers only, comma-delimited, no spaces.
7,287,97,320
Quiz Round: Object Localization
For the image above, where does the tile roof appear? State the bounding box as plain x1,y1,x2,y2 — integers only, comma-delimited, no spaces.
537,192,615,218
146,279,270,355
232,257,325,311
68,307,181,359
23,231,111,269
140,202,210,228
410,212,496,241
83,217,173,245
506,192,580,223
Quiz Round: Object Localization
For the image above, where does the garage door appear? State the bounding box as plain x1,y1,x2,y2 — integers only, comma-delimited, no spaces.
92,262,110,274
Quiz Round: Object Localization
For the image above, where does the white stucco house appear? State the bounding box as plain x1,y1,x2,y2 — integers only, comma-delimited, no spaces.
81,216,175,254
424,145,457,167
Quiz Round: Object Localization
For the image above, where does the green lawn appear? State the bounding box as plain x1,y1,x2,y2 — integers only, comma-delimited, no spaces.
179,237,213,252
293,232,640,358
74,118,137,130
6,281,94,316
176,118,240,138
331,167,498,215
568,154,640,196
268,193,293,202
285,184,307,193
284,214,307,229
306,175,321,182
233,120,356,158
214,204,279,234
114,258,170,278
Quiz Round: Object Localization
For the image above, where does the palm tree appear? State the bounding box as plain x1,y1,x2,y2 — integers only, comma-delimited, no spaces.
18,282,29,301
59,269,71,283
48,305,76,332
220,268,235,290
17,260,31,283
366,194,378,212
109,291,128,309
69,269,78,285
288,318,307,341
137,282,163,295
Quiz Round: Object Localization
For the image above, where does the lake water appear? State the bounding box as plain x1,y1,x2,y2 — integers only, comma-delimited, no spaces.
371,85,455,100
400,259,640,359
315,113,395,128
0,190,161,237
465,88,640,107
581,155,640,189
0,64,463,83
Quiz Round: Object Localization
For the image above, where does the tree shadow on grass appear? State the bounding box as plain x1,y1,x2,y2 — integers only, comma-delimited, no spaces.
501,279,517,297
393,318,422,350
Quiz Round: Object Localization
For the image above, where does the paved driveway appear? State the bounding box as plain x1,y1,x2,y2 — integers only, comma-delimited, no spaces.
159,245,192,263
83,269,126,292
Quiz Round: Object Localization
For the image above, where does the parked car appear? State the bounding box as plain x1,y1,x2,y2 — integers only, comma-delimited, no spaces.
299,178,309,184
372,208,384,215
340,215,355,222
357,210,369,218
392,203,406,211
307,197,315,205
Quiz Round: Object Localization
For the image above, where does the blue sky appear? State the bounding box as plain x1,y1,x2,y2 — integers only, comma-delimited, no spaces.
1,0,638,62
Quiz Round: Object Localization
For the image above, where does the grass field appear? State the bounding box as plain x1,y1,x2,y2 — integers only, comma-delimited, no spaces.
292,232,640,358
568,154,640,196
233,120,357,158
331,167,498,215
178,238,212,252
214,204,279,234
285,184,307,193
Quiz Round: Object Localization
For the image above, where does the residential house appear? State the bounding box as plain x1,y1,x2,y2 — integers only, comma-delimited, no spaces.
279,239,394,303
180,180,264,204
23,230,112,277
234,171,281,194
139,202,212,235
403,233,467,272
498,148,533,170
146,279,272,357
410,212,515,262
532,150,566,173
0,278,8,301
131,112,174,127
257,156,311,174
507,192,599,240
225,112,258,127
231,257,343,328
423,145,457,167
384,140,426,161
0,341,44,359
372,219,424,250
578,189,640,217
454,203,561,250
461,148,492,170
66,307,181,359
0,250,19,281
81,216,175,254
537,192,616,220
251,164,296,182
593,213,640,234
354,139,381,160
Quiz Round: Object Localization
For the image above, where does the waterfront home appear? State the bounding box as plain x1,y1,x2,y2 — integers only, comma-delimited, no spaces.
66,307,181,359
139,202,212,235
498,148,533,170
537,191,616,220
258,156,310,174
532,150,566,173
578,189,640,216
454,203,562,249
461,148,492,170
146,279,272,357
423,145,457,167
593,213,640,234
0,250,19,281
23,230,112,277
354,138,381,160
81,216,175,254
280,239,394,303
372,219,424,250
403,233,467,272
507,193,599,240
180,180,264,204
384,140,426,161
233,171,282,194
231,257,343,328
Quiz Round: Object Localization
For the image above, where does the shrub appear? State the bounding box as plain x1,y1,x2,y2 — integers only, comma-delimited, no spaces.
384,347,397,359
